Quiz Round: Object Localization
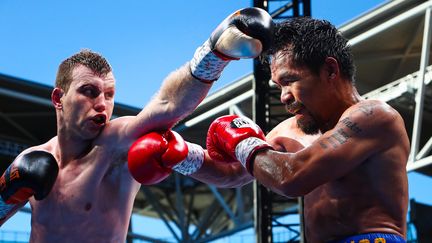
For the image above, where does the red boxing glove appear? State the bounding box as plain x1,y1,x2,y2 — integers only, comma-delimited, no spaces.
127,130,188,185
206,115,272,174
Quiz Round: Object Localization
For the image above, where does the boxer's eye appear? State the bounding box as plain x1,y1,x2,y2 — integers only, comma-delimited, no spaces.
105,90,115,100
281,78,298,86
272,82,281,90
79,85,101,98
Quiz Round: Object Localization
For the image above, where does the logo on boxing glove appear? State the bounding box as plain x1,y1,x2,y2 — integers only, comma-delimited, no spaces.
230,117,256,129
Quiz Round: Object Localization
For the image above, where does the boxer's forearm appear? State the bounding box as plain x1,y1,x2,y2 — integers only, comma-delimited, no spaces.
189,152,254,188
126,8,273,137
155,64,212,123
131,64,211,134
0,201,26,227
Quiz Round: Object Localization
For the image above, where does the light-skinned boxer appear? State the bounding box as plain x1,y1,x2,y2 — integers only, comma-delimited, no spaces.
2,7,274,243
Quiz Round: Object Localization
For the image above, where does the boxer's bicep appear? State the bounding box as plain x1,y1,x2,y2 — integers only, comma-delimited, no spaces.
293,102,396,188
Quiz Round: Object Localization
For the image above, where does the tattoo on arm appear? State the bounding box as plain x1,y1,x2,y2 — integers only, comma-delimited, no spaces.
318,141,328,149
320,128,350,149
340,117,362,133
350,103,374,117
319,116,363,150
359,105,373,116
318,104,377,149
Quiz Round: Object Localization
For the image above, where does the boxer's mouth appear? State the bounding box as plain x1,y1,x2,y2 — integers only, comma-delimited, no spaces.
92,114,106,125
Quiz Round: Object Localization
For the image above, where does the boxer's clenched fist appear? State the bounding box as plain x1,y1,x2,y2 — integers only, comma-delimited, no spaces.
206,115,272,174
190,7,274,83
128,130,205,185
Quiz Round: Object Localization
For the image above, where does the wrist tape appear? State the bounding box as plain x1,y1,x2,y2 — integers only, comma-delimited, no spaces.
190,40,230,83
235,137,271,170
173,142,204,175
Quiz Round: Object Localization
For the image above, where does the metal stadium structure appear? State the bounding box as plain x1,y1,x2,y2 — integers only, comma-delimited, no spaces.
1,0,432,242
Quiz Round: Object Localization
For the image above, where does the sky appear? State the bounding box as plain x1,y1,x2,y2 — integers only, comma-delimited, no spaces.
1,0,432,242
0,0,390,107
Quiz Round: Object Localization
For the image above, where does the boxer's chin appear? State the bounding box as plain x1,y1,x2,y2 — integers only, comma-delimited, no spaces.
296,113,320,135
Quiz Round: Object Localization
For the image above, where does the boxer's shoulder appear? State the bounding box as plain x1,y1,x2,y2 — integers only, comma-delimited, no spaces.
345,99,399,120
16,139,56,161
267,117,296,138
340,100,404,138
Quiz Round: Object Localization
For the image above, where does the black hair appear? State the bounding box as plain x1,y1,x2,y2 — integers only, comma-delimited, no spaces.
266,17,356,82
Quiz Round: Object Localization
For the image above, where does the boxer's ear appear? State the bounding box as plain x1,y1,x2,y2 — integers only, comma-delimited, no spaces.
52,88,64,109
324,57,339,81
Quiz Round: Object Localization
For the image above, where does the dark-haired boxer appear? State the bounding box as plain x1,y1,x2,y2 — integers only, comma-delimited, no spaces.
6,7,274,243
159,17,410,243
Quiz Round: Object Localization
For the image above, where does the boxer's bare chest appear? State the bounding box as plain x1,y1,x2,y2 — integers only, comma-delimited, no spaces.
30,146,129,227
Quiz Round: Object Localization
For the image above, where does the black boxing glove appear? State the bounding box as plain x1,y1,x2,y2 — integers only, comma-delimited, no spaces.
0,151,59,225
190,7,274,83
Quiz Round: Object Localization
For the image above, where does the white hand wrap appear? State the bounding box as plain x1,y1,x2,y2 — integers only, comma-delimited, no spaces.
173,142,205,175
235,137,270,168
190,40,230,82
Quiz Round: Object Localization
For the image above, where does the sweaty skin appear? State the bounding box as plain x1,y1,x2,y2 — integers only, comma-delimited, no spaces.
188,16,411,242
24,64,212,243
189,117,319,188
247,51,410,242
192,47,410,242
257,102,410,242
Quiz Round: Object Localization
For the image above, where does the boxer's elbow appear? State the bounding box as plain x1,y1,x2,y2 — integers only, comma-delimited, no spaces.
277,179,310,198
272,171,313,198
